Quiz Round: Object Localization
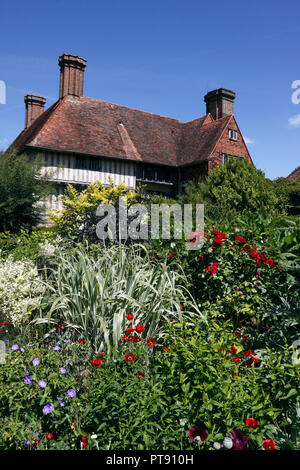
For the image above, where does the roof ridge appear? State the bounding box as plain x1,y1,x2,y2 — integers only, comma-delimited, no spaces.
75,96,183,124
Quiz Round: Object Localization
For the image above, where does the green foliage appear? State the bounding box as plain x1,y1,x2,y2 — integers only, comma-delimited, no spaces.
0,227,57,261
180,159,288,217
34,244,195,354
1,318,299,450
0,151,53,232
274,176,300,216
49,180,144,238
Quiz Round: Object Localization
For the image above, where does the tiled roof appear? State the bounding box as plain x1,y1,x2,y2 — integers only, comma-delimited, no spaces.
287,166,300,180
11,95,234,167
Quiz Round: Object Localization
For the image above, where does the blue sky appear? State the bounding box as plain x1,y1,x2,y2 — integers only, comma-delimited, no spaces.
0,0,299,179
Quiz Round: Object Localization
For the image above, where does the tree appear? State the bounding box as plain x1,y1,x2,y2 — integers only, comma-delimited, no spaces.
180,158,288,218
0,150,52,232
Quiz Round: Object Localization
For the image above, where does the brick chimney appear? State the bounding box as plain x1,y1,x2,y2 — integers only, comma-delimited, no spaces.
24,94,46,129
204,88,235,120
59,53,87,99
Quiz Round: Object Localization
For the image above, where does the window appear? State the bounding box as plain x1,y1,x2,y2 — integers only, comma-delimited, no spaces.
228,129,238,141
222,153,241,164
135,164,172,183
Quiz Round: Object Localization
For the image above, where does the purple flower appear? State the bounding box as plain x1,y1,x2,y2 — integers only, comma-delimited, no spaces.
32,357,40,366
57,397,65,407
24,375,32,385
23,440,31,447
11,344,19,351
53,346,60,351
229,428,248,450
42,403,54,415
38,380,47,388
59,367,66,374
188,426,208,442
67,388,76,398
20,347,25,353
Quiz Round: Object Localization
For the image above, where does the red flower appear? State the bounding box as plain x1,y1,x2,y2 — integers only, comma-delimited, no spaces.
251,357,259,363
99,352,105,356
246,418,259,429
164,347,170,352
169,253,175,259
212,237,223,247
91,358,102,366
81,435,88,449
135,325,145,333
205,262,219,274
199,254,206,261
78,339,86,345
45,433,54,440
230,346,238,353
146,338,157,347
264,258,275,267
211,231,226,239
218,348,222,352
262,439,276,450
180,303,184,308
126,327,134,333
125,353,135,362
235,236,247,243
126,314,134,321
137,372,145,378
233,356,241,363
121,335,128,342
0,321,8,326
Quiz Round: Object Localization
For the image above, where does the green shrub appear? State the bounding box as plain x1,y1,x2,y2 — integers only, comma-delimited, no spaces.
0,151,53,232
180,159,288,217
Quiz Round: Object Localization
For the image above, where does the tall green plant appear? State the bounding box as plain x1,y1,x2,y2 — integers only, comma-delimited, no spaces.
35,244,200,354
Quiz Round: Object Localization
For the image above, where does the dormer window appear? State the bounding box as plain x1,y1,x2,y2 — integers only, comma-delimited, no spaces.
229,129,238,141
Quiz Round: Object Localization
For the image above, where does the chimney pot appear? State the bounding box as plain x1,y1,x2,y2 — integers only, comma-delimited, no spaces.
58,53,87,99
24,94,46,129
204,88,235,120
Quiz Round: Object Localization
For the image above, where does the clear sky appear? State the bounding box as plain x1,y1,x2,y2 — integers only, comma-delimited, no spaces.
0,0,299,179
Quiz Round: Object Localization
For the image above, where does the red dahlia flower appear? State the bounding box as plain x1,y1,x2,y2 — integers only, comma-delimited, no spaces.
211,231,226,239
146,338,157,347
235,236,247,243
233,356,241,363
91,359,102,366
137,372,145,378
126,314,134,321
264,258,275,267
262,439,276,450
230,346,238,353
164,347,170,352
125,353,135,362
126,327,134,333
45,433,54,440
135,325,145,333
246,418,259,429
205,262,219,274
78,339,86,344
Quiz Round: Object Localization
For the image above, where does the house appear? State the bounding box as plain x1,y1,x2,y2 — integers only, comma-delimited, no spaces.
9,53,253,211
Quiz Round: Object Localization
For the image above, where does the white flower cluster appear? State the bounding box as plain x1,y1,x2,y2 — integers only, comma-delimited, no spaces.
0,256,45,327
38,236,63,258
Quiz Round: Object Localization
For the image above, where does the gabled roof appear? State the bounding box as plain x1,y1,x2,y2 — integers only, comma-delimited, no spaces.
10,95,243,167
